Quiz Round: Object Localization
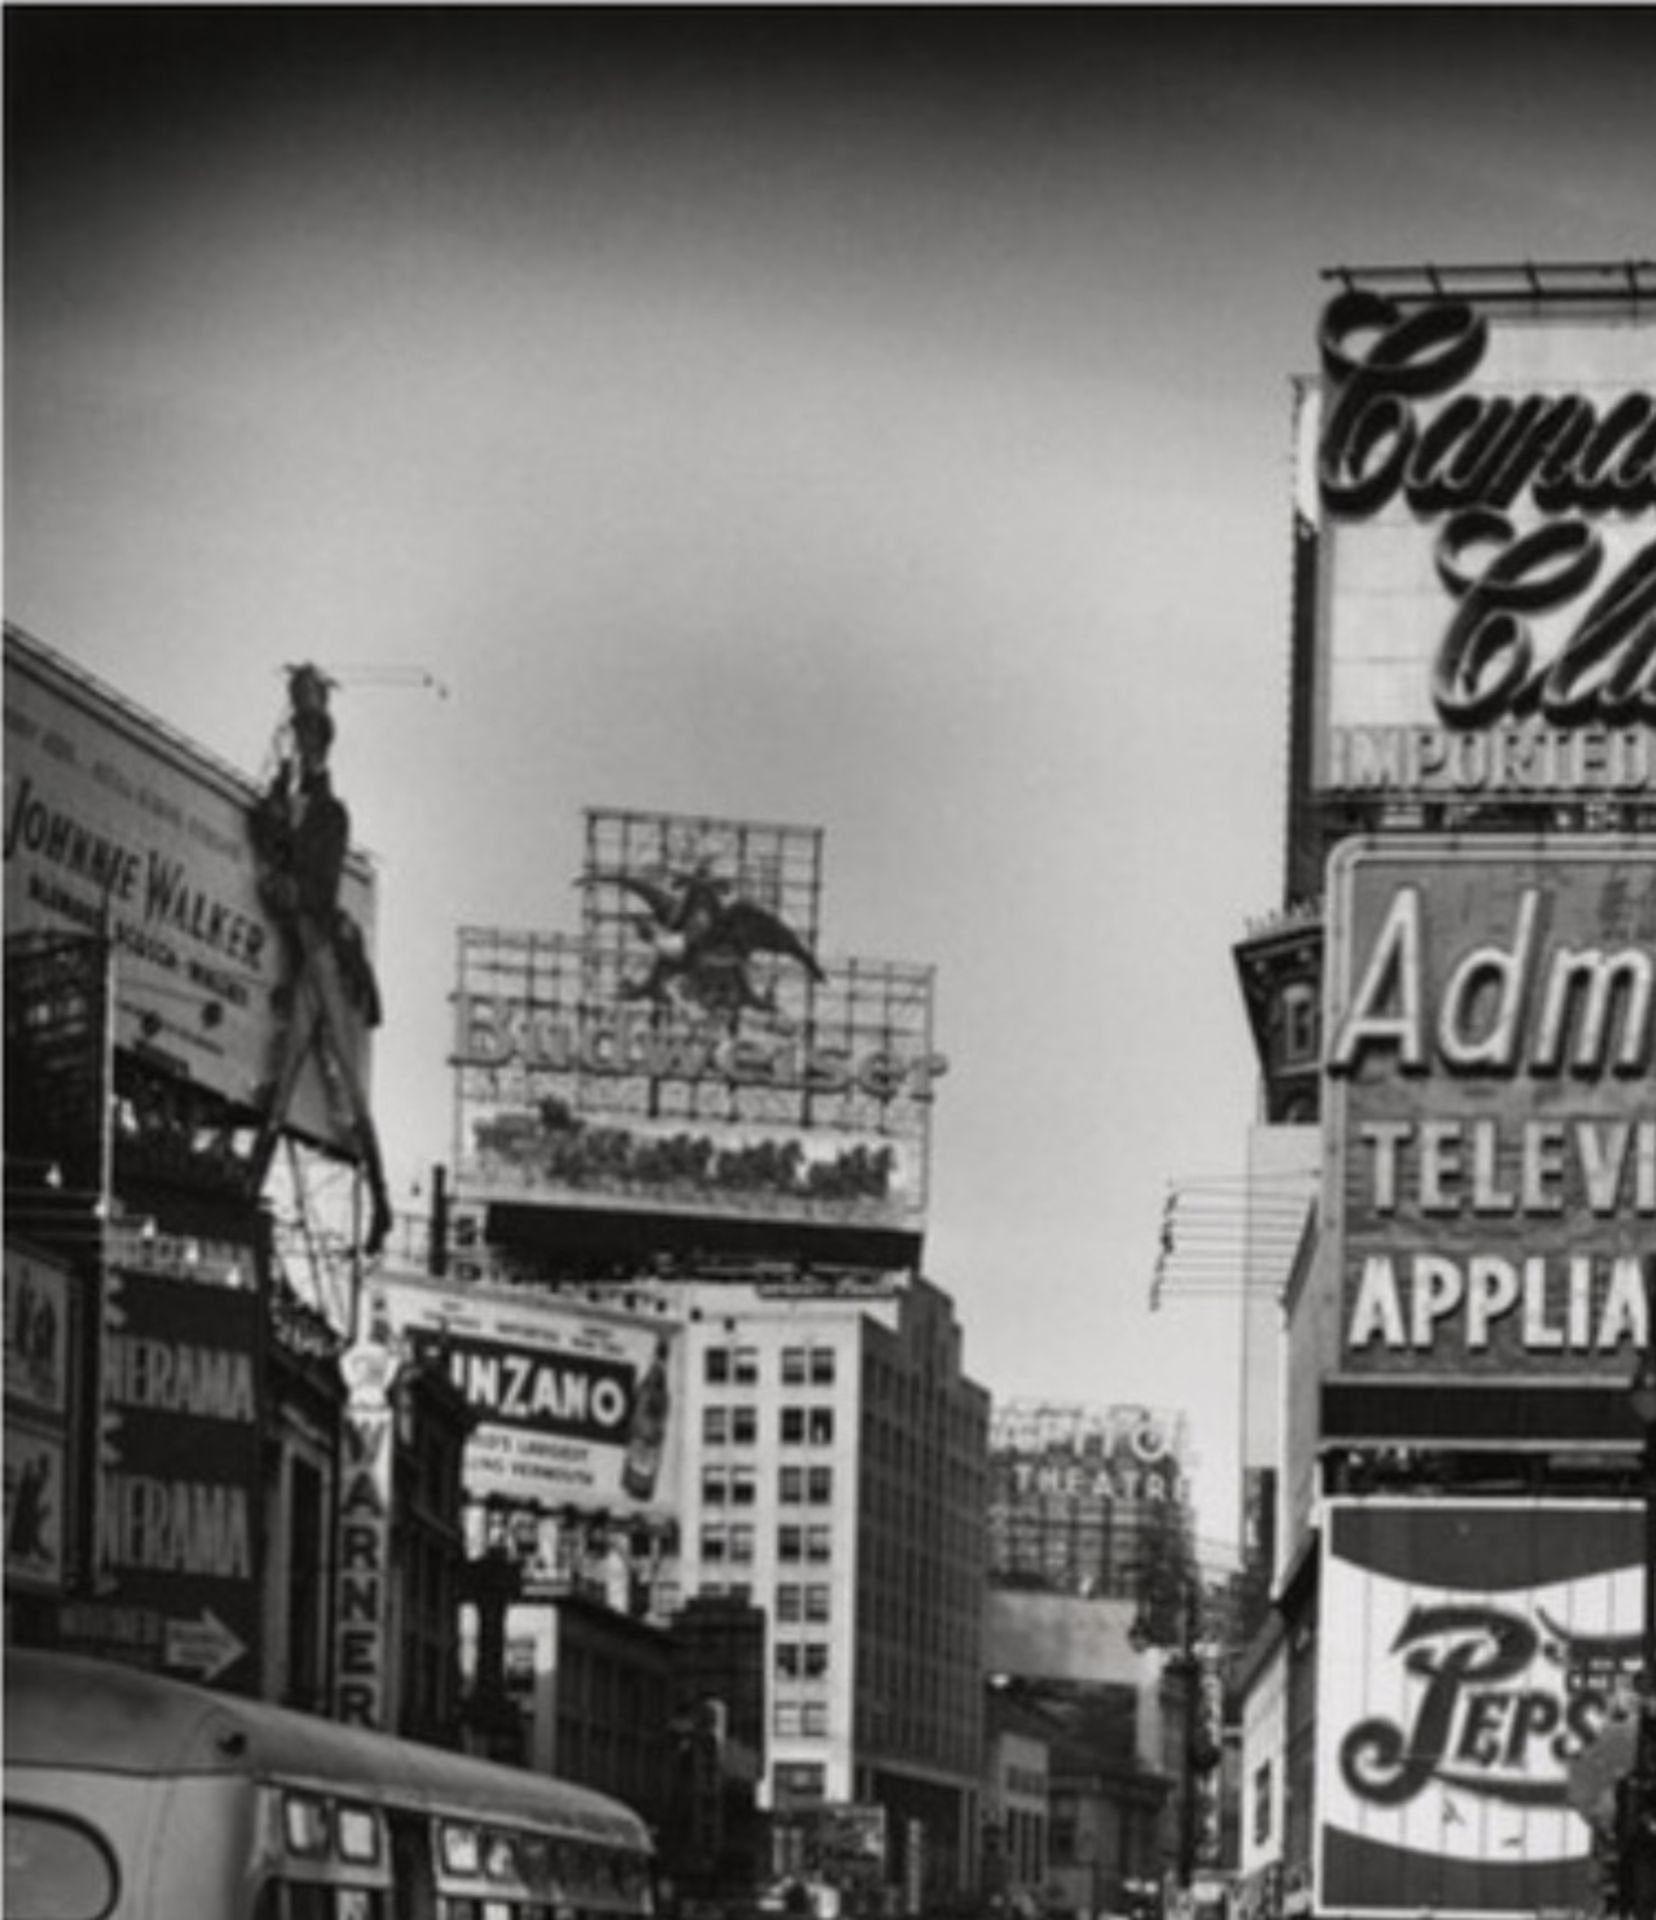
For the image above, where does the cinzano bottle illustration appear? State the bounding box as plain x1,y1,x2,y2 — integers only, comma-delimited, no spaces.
621,1337,671,1501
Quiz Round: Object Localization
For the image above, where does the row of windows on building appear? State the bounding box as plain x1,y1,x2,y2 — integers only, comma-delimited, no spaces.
692,1580,832,1623
698,1522,835,1564
701,1464,834,1505
702,1405,837,1446
703,1344,837,1386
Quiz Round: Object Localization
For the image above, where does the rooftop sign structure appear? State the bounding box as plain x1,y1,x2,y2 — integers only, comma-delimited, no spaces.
1301,262,1655,821
450,807,946,1271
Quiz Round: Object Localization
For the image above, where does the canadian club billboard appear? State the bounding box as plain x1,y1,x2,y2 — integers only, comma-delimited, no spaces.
1324,838,1653,1379
1316,1500,1644,1919
1304,275,1654,810
449,807,947,1261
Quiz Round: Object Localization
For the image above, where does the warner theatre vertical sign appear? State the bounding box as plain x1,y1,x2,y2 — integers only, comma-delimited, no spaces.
334,1296,402,1726
1324,839,1654,1379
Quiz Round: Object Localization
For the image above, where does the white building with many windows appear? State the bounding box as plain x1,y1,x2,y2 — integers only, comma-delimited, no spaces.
667,1271,991,1904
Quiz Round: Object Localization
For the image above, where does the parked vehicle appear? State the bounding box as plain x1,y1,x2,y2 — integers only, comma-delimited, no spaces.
4,1647,655,1920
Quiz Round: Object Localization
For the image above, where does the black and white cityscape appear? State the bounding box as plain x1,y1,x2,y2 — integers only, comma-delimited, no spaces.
5,15,1654,1920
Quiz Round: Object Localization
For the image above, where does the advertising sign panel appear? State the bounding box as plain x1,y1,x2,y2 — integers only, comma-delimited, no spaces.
987,1402,1190,1606
333,1300,403,1727
3,626,376,1156
381,1272,683,1519
450,808,947,1244
1316,1499,1644,1919
1324,838,1653,1378
774,1803,889,1887
2,931,108,1173
79,1265,263,1689
1306,284,1655,807
5,1424,68,1593
6,1243,77,1596
6,1241,72,1420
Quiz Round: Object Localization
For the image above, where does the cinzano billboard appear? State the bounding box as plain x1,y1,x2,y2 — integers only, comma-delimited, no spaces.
1323,838,1653,1377
379,1272,684,1521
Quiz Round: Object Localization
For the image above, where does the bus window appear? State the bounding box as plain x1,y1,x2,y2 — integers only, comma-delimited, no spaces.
440,1824,481,1876
3,1805,119,1920
282,1885,339,1920
482,1832,519,1882
336,1804,382,1866
387,1808,438,1920
285,1792,331,1857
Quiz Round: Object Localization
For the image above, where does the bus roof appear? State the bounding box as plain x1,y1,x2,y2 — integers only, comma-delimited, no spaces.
4,1649,651,1851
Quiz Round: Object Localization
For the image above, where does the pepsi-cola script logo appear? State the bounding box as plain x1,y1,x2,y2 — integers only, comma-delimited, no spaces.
1339,1601,1638,1809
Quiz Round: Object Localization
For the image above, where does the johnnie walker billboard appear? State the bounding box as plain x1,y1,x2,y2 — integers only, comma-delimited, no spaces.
3,625,378,1160
449,807,947,1247
1323,837,1653,1380
1316,1499,1644,1920
1304,277,1654,809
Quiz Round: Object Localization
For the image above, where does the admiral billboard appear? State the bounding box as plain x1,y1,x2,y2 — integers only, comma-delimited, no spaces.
1316,1499,1644,1919
3,626,377,1159
1323,838,1653,1378
449,808,947,1247
1305,280,1655,808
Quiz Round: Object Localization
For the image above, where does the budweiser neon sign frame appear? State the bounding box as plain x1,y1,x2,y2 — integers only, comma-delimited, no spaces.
1322,837,1654,1381
1315,1498,1644,1919
450,808,946,1236
1306,284,1655,806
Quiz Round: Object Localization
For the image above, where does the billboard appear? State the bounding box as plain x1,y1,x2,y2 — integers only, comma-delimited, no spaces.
334,1301,403,1727
1316,1499,1645,1919
1324,838,1653,1378
380,1271,684,1520
1306,279,1655,809
3,626,377,1158
988,1401,1188,1495
5,1240,77,1596
987,1402,1189,1602
72,1264,264,1690
450,807,947,1245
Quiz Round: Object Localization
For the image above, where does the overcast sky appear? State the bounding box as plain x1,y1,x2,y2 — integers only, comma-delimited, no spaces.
7,7,1653,1553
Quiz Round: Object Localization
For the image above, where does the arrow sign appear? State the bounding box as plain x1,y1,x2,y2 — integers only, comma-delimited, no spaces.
165,1608,247,1684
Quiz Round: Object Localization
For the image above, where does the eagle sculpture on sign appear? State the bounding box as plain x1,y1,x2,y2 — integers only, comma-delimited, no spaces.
581,857,825,1016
